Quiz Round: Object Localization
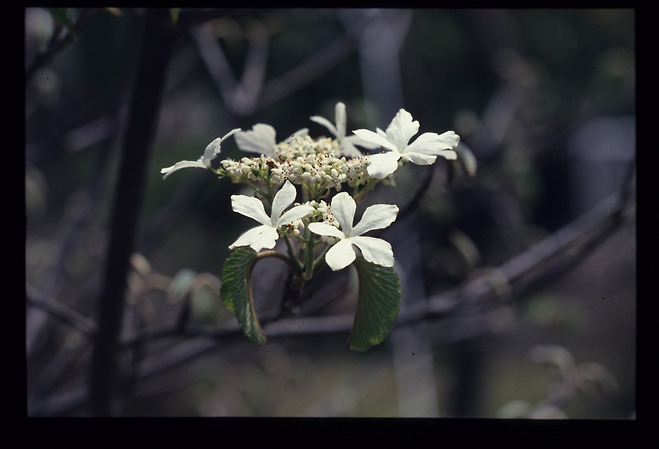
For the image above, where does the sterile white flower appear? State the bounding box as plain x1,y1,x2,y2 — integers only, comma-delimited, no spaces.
308,192,398,271
161,128,241,179
310,102,379,157
234,123,277,156
352,109,460,179
235,123,309,156
229,180,314,252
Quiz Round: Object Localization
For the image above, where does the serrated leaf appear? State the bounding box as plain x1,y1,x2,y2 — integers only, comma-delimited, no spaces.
220,247,266,345
348,257,401,351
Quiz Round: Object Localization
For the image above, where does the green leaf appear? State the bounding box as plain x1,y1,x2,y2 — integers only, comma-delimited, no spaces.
348,257,401,351
220,247,266,345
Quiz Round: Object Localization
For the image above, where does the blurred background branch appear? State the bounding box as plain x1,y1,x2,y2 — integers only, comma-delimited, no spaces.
88,9,180,416
27,170,634,416
25,8,99,84
26,8,635,417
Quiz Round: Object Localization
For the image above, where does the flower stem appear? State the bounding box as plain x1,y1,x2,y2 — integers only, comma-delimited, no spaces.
302,224,315,280
254,250,298,274
283,235,303,272
312,244,330,272
244,179,270,203
252,249,306,317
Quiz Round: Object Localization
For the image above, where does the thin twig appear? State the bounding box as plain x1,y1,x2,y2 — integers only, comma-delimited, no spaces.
31,182,634,416
249,13,376,114
392,164,436,225
26,9,99,83
26,285,98,336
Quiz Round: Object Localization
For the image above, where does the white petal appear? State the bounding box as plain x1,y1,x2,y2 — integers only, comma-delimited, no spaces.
231,195,271,226
338,140,363,157
270,180,297,224
386,109,419,150
228,225,279,252
293,127,309,137
366,151,401,179
308,222,345,239
201,128,242,166
438,149,458,160
352,129,397,152
406,131,459,155
403,152,437,166
335,102,347,138
435,130,460,148
344,134,380,152
324,239,357,271
330,192,356,235
160,160,207,179
201,139,222,166
284,128,310,143
235,123,277,155
162,129,241,179
351,204,399,237
309,115,338,137
277,205,314,226
350,236,394,267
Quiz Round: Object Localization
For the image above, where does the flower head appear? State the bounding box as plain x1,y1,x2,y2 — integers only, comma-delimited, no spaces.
310,102,379,157
161,128,241,179
229,180,313,252
235,123,309,157
308,192,398,271
353,109,459,179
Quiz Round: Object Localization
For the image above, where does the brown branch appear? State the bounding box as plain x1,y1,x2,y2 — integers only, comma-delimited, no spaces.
121,179,635,356
33,182,634,416
26,284,98,337
88,9,180,416
28,155,634,416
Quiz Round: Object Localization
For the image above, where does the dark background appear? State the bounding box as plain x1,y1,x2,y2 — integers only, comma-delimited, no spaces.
26,8,635,417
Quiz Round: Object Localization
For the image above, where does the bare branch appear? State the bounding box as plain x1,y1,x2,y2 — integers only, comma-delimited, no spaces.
123,179,635,372
192,23,240,112
194,18,269,117
30,175,634,416
193,13,365,117
88,9,179,416
26,9,99,84
26,284,98,337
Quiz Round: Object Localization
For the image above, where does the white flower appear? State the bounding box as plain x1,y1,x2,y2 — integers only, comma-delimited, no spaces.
352,109,460,179
235,123,309,156
310,102,379,157
308,192,398,271
161,128,241,179
234,123,277,156
229,180,313,252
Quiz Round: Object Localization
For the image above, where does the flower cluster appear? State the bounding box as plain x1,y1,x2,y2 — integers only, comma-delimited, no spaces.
285,198,338,241
162,102,459,272
218,132,374,201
